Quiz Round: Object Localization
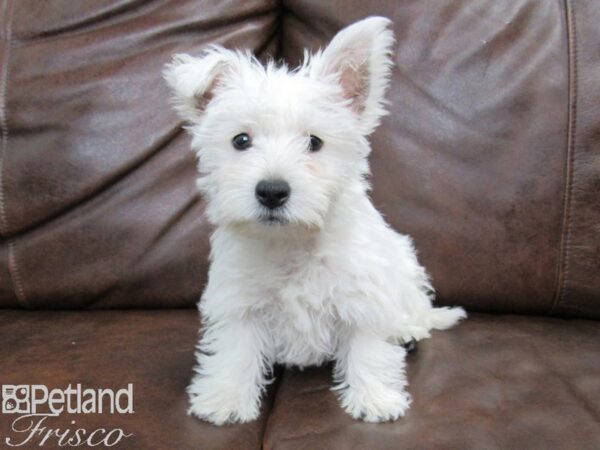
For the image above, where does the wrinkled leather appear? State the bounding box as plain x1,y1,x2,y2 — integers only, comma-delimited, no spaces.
0,309,275,450
0,0,278,308
281,0,570,316
264,313,600,450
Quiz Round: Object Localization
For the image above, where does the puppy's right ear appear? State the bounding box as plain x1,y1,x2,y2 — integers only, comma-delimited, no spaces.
163,47,232,123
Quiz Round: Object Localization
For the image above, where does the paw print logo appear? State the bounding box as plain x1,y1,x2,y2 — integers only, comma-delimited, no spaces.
2,385,30,414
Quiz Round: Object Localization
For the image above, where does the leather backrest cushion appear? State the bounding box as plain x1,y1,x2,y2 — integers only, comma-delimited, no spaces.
1,0,599,318
0,0,278,308
280,0,599,318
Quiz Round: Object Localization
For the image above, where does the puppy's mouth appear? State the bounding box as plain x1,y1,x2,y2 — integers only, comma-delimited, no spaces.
258,211,288,226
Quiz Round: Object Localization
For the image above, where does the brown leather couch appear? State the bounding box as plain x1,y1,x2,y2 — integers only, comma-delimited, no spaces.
1,1,599,449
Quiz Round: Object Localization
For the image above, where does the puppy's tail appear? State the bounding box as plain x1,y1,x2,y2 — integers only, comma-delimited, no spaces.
397,306,466,344
428,306,467,331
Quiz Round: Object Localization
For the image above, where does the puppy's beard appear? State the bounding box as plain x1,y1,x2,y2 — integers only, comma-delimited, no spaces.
221,208,326,238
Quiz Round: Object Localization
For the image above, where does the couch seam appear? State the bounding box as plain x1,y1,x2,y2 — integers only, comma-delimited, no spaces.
551,0,577,314
261,367,285,450
0,0,27,307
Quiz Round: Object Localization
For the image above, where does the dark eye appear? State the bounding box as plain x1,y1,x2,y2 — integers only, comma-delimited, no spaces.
309,135,323,152
232,133,252,151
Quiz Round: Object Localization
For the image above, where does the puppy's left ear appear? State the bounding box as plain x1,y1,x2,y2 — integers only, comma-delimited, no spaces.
311,17,395,135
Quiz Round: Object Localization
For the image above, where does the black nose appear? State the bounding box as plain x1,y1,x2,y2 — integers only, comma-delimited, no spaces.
255,179,290,209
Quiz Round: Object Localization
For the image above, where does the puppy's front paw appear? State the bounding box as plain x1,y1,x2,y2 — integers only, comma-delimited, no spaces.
187,376,261,425
188,395,259,426
337,384,411,423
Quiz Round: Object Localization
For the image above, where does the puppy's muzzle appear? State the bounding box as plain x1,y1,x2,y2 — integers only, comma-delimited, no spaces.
255,179,290,210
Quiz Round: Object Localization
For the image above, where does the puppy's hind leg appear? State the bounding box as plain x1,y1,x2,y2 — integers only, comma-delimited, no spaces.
334,329,411,422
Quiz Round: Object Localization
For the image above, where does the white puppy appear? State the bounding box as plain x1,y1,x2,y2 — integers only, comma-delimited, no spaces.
164,17,466,425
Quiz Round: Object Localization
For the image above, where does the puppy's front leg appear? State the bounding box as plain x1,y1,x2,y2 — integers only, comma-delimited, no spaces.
334,330,411,422
187,318,272,425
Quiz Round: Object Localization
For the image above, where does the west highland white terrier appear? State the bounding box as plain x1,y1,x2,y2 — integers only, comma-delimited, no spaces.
164,16,466,425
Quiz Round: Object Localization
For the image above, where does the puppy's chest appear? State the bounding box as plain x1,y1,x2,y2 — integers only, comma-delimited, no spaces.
262,257,341,366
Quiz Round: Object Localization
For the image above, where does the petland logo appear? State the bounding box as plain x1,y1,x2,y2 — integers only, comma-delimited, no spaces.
1,384,134,447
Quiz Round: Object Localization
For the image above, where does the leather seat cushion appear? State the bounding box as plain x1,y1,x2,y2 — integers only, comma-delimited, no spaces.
0,309,274,450
264,313,600,449
1,310,598,449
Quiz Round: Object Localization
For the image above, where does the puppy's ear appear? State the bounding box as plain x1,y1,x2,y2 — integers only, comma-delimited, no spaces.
163,47,234,123
311,17,395,135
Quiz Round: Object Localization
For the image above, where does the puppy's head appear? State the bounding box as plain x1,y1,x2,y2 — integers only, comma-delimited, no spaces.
164,17,394,231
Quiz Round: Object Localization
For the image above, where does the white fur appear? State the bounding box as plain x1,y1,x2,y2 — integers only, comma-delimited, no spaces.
164,17,466,425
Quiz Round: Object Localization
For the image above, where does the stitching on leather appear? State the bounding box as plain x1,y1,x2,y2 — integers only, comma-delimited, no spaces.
551,0,577,314
0,0,27,306
0,0,11,235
